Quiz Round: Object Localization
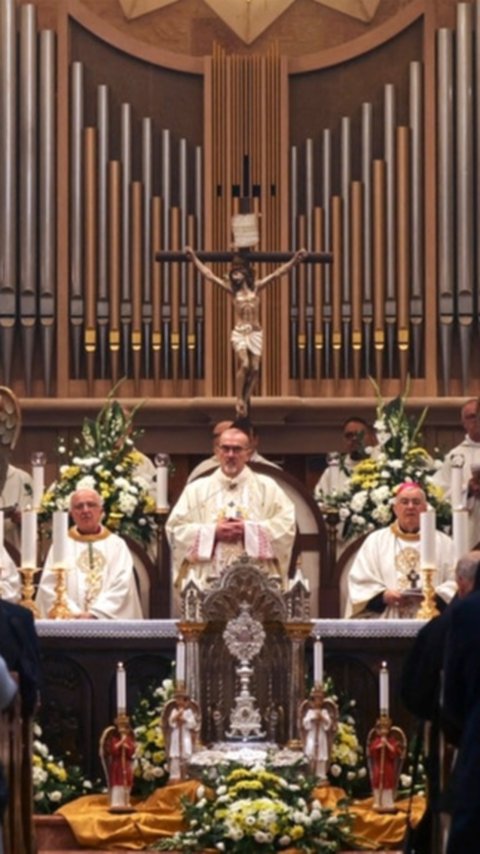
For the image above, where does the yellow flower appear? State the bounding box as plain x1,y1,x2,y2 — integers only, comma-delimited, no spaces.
291,825,305,840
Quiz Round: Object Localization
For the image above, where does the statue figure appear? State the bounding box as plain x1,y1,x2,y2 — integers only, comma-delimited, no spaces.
299,691,338,782
99,718,136,810
162,694,201,781
367,718,406,812
185,244,307,416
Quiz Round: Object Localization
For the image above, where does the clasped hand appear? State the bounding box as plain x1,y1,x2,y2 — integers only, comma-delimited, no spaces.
216,519,245,543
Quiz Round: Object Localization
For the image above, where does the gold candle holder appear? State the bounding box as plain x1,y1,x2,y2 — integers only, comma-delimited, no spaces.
47,566,73,620
417,567,439,620
99,712,136,813
19,566,40,618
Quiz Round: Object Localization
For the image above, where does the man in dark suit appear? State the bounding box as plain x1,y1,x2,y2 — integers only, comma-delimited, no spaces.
0,600,40,718
401,551,480,853
443,563,480,852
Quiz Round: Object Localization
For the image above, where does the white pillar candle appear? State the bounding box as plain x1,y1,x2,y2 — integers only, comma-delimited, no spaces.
314,638,324,684
116,662,126,714
450,459,464,510
52,510,69,567
154,453,169,511
32,463,45,509
453,508,469,564
176,637,186,683
327,453,340,493
420,509,436,568
379,661,389,715
21,509,37,568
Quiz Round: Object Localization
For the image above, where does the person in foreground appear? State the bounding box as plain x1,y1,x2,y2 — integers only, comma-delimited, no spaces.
166,426,295,589
36,487,143,619
346,482,456,618
442,554,480,852
401,551,480,853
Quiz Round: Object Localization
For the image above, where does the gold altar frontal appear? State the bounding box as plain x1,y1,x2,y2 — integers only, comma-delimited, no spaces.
53,782,425,851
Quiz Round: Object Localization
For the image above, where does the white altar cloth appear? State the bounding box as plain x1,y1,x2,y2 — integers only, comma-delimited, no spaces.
35,618,426,640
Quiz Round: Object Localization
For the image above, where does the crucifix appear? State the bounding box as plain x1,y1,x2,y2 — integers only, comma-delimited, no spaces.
156,213,332,416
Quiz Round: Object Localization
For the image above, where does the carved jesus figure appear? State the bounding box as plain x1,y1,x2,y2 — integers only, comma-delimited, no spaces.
185,246,307,416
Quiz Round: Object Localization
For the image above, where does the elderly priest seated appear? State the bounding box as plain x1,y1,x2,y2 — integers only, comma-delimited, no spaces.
166,426,295,589
346,483,456,619
36,488,143,619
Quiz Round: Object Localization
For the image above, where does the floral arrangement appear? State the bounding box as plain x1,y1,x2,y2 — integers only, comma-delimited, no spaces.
39,393,157,546
319,381,451,541
154,763,354,852
32,723,100,814
324,678,368,797
131,677,174,796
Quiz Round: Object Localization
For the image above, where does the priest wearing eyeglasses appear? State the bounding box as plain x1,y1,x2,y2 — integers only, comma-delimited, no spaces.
166,426,295,589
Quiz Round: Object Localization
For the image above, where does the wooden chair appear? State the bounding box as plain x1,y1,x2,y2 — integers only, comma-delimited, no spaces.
0,673,35,854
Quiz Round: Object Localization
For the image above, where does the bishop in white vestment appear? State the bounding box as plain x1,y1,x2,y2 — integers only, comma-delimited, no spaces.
347,483,456,619
167,427,295,588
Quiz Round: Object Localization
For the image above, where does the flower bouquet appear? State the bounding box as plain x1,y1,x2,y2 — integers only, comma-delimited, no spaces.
39,393,157,546
154,762,354,852
131,678,174,796
319,380,451,541
324,678,368,797
32,723,100,813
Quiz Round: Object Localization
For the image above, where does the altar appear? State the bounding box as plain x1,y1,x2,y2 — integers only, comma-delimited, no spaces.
36,618,423,780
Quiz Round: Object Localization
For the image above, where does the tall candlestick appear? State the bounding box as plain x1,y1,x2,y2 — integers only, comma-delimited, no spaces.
450,456,464,510
379,661,389,715
313,638,324,684
52,510,69,567
21,509,37,568
176,637,185,683
420,509,436,568
154,453,170,511
453,508,469,564
327,452,340,493
116,662,126,714
31,451,47,509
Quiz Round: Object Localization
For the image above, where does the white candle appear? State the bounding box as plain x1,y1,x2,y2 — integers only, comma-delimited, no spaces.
116,662,126,713
327,453,340,493
379,661,389,714
155,455,169,510
21,509,37,568
52,510,69,567
453,508,469,564
32,464,45,509
420,509,436,568
176,637,186,683
313,638,324,684
450,461,464,510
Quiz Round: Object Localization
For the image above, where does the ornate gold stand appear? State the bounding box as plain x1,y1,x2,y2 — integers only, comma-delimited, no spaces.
19,566,40,618
99,712,136,813
417,567,439,620
47,566,73,620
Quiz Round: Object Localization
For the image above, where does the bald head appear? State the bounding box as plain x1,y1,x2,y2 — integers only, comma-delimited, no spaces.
456,550,480,597
393,485,427,533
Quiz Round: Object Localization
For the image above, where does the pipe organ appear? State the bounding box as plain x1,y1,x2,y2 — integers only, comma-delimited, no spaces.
0,0,479,403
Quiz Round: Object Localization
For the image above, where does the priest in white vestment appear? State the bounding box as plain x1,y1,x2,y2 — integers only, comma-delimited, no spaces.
314,417,377,503
433,398,480,548
0,545,20,602
1,463,33,551
36,487,142,619
167,427,295,588
347,483,456,619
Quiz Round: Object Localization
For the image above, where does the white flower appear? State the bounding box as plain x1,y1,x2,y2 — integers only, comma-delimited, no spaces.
339,507,351,521
370,485,391,504
279,835,291,846
400,773,412,788
350,490,368,512
330,763,342,777
196,785,205,799
48,791,63,802
75,475,96,491
215,844,225,851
